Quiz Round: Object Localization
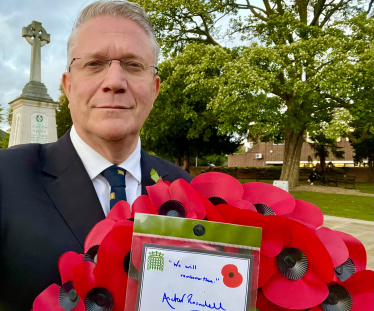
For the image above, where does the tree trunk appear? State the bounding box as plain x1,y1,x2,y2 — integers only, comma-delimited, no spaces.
280,128,305,187
368,155,374,182
183,150,190,173
319,149,326,173
175,158,180,166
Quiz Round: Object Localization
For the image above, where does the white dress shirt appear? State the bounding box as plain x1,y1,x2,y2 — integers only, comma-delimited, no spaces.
70,126,142,216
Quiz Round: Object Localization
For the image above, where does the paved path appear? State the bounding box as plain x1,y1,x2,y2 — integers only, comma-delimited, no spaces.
323,215,374,270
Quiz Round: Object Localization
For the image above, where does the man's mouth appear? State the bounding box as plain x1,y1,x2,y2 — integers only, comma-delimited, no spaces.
96,106,130,109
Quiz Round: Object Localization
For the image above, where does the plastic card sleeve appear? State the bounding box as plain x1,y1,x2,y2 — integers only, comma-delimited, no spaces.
124,214,262,311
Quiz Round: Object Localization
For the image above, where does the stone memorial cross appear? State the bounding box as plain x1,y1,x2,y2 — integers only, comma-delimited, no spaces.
22,21,50,83
7,20,57,147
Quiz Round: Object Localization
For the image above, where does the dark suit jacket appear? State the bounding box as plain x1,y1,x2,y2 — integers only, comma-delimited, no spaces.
0,131,192,310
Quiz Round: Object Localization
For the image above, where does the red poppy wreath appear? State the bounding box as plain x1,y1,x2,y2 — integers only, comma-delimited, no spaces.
32,172,373,311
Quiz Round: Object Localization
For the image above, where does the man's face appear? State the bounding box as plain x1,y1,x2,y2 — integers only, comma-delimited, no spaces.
62,16,160,141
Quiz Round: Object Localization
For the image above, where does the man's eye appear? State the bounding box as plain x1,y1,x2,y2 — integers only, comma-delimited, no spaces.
124,62,144,69
86,60,104,67
88,61,100,66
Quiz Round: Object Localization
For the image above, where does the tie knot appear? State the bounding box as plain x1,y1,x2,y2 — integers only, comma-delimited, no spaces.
101,165,126,187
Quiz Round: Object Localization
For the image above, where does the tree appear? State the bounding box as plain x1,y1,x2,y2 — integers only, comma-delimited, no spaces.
0,106,4,125
141,49,242,172
348,119,374,181
352,137,374,181
0,108,12,149
134,0,373,186
308,133,345,173
56,84,73,138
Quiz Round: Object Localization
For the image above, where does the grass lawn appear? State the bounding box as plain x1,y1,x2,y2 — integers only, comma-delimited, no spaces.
238,179,374,221
290,191,374,221
352,183,374,194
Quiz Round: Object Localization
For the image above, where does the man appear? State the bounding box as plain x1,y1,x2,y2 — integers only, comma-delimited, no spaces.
0,1,191,309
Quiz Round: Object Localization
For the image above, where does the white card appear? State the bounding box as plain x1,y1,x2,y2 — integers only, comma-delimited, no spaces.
136,244,252,311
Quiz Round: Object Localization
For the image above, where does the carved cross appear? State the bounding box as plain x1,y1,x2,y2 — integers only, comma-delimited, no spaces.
22,21,50,83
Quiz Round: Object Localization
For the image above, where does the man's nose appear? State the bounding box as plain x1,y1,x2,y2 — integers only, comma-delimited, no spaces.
101,60,127,93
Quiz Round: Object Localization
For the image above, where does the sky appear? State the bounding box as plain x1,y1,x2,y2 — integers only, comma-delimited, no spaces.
0,0,94,130
0,0,260,131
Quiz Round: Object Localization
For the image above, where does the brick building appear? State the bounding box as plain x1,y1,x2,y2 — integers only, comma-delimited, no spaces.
228,137,358,167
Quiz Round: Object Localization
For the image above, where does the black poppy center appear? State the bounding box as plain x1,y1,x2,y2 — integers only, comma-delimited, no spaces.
84,245,99,264
208,196,228,206
326,293,340,305
254,203,276,215
335,266,343,275
284,255,296,268
321,284,353,311
59,281,80,311
123,250,139,281
96,293,107,306
68,289,78,302
334,258,356,282
123,251,131,275
85,287,114,311
158,200,186,218
229,272,235,278
276,248,308,281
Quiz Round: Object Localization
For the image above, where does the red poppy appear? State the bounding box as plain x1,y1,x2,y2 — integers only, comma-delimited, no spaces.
316,227,349,268
33,252,85,311
261,216,334,310
190,172,256,211
257,253,278,289
242,182,295,215
73,261,122,311
334,230,367,281
132,179,206,219
84,200,132,254
196,192,230,222
215,204,283,258
309,270,374,311
221,264,243,288
93,223,151,311
283,199,324,228
256,290,304,311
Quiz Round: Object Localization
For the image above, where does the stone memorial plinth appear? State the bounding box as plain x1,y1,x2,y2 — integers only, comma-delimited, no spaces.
8,20,58,147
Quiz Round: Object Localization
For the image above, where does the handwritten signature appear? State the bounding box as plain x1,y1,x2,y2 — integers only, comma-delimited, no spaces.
162,292,226,310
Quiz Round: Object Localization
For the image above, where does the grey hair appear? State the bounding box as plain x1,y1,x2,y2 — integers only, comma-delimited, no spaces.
66,0,160,70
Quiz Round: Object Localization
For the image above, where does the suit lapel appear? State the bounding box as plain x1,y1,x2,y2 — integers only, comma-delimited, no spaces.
42,131,105,247
140,149,169,195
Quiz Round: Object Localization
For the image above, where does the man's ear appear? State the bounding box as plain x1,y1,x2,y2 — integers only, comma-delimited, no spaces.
152,75,161,105
62,72,72,106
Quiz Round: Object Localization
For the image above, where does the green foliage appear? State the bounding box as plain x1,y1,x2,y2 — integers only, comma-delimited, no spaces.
56,84,73,138
0,130,9,149
141,45,242,165
197,153,228,166
350,126,374,178
135,0,373,185
0,108,12,149
309,133,345,172
352,136,374,164
348,118,374,177
0,106,4,125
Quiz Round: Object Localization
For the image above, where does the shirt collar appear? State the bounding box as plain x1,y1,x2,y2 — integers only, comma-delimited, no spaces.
70,125,141,184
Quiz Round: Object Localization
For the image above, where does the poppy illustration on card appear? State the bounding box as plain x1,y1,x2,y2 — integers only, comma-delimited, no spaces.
221,264,243,288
